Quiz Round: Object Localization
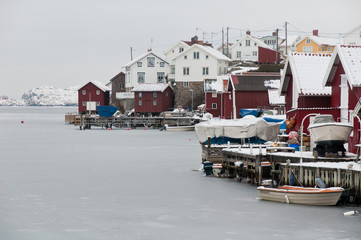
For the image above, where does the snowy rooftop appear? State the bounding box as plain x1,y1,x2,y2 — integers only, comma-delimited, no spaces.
201,45,231,61
123,51,167,68
131,83,170,92
288,53,332,95
307,35,342,46
337,45,361,87
78,81,110,92
268,89,285,105
287,161,361,172
204,75,229,92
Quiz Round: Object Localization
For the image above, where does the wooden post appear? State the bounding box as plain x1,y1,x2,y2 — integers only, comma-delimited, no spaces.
305,167,308,186
284,167,288,185
300,166,304,186
325,171,329,187
337,168,341,186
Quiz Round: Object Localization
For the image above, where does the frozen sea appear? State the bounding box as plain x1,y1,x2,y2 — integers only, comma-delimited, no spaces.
0,107,360,240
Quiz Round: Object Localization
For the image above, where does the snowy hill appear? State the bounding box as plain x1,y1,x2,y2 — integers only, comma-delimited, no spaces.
0,86,78,106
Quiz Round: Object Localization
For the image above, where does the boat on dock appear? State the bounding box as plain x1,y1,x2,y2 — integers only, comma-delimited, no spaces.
166,125,195,132
308,115,353,145
257,185,344,206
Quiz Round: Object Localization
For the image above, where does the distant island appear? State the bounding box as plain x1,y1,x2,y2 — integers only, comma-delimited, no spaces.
0,86,78,106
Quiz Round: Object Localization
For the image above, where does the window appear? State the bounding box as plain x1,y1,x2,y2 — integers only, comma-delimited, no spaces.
252,51,257,56
137,72,145,83
212,103,217,109
82,101,86,106
239,43,242,46
303,46,312,53
153,92,157,98
157,72,165,83
306,38,311,44
224,68,227,74
96,101,100,106
184,55,187,59
254,43,257,46
138,92,142,98
159,62,165,67
171,66,175,74
179,47,184,53
327,47,332,52
206,55,209,59
137,62,142,67
82,90,86,95
202,67,209,75
147,57,155,67
236,51,242,58
212,92,217,98
322,46,326,51
138,100,142,106
153,100,157,106
246,40,250,46
193,52,199,59
165,92,168,97
183,82,189,87
183,67,189,75
96,90,100,95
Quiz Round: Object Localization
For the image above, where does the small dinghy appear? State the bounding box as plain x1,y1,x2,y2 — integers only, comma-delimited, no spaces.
257,185,344,206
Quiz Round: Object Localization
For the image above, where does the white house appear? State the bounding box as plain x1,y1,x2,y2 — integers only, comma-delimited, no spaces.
278,35,302,55
164,40,191,64
123,51,170,91
343,25,361,46
229,32,276,62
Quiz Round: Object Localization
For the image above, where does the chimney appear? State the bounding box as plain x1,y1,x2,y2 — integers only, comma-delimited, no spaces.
191,36,198,43
272,32,277,36
313,29,318,36
148,48,152,52
246,30,251,35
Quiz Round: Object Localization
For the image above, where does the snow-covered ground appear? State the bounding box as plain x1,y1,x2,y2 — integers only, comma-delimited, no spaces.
0,107,360,240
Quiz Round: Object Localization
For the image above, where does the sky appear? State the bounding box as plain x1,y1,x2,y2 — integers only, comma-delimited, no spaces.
1,0,361,99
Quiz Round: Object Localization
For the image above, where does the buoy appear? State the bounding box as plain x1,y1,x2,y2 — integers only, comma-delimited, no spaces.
144,127,147,130
107,128,111,130
189,138,191,141
21,120,24,124
343,210,358,216
126,128,131,130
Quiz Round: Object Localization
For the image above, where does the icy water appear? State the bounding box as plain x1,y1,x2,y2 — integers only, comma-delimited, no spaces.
0,107,360,240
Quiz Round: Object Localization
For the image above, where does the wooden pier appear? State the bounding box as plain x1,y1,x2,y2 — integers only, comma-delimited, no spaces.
69,114,197,130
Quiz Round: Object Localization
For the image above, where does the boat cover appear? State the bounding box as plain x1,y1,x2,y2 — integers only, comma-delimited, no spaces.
195,115,281,143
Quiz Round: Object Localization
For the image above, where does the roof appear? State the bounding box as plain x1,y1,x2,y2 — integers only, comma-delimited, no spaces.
131,83,171,92
123,51,168,68
343,25,361,37
78,81,110,91
268,89,285,105
280,53,332,96
323,45,361,88
204,75,229,92
299,35,341,46
176,44,231,61
279,35,302,47
230,35,273,51
231,74,281,91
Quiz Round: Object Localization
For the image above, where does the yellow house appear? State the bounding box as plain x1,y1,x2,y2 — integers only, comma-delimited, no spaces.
296,30,340,53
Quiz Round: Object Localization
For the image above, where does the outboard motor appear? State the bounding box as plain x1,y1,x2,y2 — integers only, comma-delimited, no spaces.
203,161,213,176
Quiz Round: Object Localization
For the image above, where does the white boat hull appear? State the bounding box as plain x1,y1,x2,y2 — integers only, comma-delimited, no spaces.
258,186,343,206
166,125,195,132
308,123,353,144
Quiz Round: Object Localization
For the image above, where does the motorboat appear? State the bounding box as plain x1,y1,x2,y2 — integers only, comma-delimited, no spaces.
165,125,195,132
257,185,343,206
307,115,353,145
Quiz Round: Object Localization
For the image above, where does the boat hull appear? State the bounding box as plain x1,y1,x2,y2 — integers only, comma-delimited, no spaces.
257,186,343,206
308,123,353,144
166,125,195,132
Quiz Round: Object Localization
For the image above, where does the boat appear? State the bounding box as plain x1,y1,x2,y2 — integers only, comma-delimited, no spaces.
307,114,353,145
166,125,195,132
257,185,344,206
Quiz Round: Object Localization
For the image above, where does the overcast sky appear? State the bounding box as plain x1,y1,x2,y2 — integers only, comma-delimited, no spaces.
1,0,360,99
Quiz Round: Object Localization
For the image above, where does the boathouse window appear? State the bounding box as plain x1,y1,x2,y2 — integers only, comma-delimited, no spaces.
82,101,86,106
96,101,100,106
138,100,142,106
157,72,165,83
137,62,142,67
147,57,155,67
82,90,86,95
153,100,157,106
153,92,157,98
137,72,145,83
212,92,217,98
159,62,165,67
212,103,217,109
138,92,142,98
165,92,168,97
96,90,100,95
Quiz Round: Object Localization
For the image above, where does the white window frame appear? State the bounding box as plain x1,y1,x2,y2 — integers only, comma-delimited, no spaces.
183,67,189,75
212,103,217,109
153,100,157,106
96,90,100,95
236,51,242,58
202,67,209,75
153,92,157,98
183,82,189,87
137,72,145,83
138,92,142,98
82,101,86,106
193,52,200,59
159,62,165,67
137,62,142,67
157,72,165,83
252,51,257,56
82,90,86,95
246,40,250,46
96,101,100,106
306,38,311,44
138,100,142,106
303,46,312,53
165,92,168,97
212,92,217,98
147,57,155,67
